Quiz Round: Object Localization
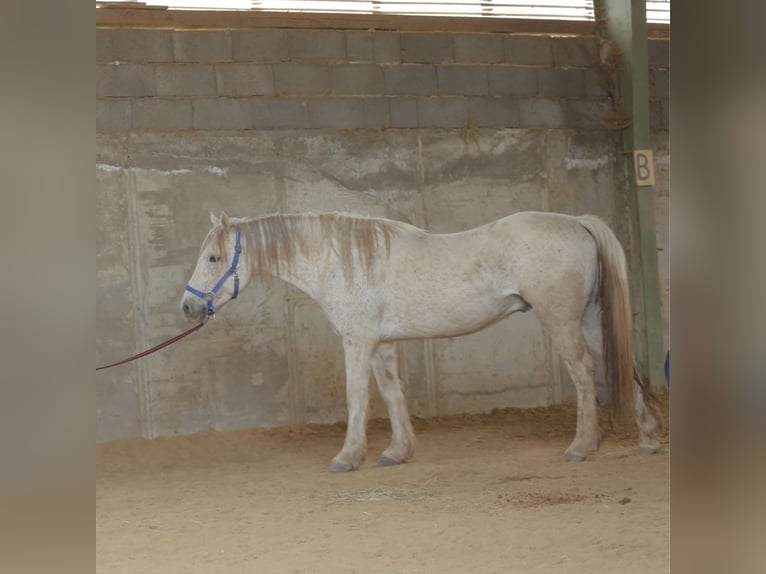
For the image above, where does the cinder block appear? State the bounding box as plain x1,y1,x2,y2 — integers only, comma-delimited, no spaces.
251,97,308,129
362,98,390,128
650,68,669,100
503,36,552,66
156,64,217,96
537,68,586,98
216,64,274,96
552,36,599,67
650,99,669,131
374,32,400,63
308,98,365,129
437,66,488,96
584,68,609,98
417,97,468,128
97,64,156,97
564,99,612,128
289,30,346,62
97,29,113,62
273,63,330,94
97,99,131,130
650,100,661,130
648,39,669,69
112,29,173,62
132,98,193,130
401,33,454,64
192,98,252,130
519,98,565,128
174,31,232,62
330,64,384,95
231,29,289,62
467,96,520,127
488,66,537,96
390,98,418,127
346,31,374,62
454,34,504,64
384,65,438,95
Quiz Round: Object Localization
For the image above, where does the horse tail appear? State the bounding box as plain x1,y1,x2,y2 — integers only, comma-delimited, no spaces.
577,215,648,423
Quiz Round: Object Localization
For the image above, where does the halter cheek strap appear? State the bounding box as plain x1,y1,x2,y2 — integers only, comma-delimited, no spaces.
185,230,242,316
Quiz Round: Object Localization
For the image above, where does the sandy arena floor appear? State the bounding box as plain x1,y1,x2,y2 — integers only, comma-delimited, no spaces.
97,403,669,574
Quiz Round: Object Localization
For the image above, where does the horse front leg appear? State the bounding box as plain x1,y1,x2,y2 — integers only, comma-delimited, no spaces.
331,337,376,473
371,342,416,466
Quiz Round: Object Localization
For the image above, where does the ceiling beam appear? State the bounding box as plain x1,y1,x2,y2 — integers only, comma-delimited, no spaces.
96,5,669,36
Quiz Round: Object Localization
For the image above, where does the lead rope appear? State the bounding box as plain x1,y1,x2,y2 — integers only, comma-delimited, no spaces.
96,321,205,371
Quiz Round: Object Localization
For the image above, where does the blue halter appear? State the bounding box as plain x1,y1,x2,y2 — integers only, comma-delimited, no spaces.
185,230,242,317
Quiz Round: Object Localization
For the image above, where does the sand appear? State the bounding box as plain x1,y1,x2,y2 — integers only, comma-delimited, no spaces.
97,403,669,573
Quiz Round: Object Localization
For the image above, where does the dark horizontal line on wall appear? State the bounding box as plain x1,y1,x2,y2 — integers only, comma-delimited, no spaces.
97,7,669,38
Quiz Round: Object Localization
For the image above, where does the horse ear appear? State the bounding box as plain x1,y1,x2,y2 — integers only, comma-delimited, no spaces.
220,211,230,231
210,212,220,226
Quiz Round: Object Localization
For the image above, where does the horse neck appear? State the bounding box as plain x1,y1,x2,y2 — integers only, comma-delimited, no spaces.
241,215,324,295
240,213,395,296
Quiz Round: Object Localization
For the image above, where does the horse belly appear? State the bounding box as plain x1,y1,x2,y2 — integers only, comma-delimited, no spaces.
380,287,523,340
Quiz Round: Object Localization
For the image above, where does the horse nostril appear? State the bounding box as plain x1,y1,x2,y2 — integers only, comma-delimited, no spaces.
183,303,191,316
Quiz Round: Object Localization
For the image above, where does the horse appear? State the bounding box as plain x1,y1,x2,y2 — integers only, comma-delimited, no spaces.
181,211,662,472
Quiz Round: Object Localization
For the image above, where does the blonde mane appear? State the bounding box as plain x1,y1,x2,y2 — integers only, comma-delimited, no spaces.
208,213,412,281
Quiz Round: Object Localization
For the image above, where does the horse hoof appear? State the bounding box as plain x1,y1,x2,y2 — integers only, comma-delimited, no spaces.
330,461,355,473
563,451,586,462
377,456,403,467
639,444,660,455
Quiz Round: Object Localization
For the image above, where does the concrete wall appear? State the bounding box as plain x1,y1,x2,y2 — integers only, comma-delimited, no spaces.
96,25,670,442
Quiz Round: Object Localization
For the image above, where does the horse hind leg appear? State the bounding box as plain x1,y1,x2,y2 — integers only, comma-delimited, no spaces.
371,342,416,466
544,317,601,461
633,365,663,454
583,300,662,455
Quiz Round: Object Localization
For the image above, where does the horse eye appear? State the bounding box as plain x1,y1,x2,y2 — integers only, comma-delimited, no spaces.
208,255,219,263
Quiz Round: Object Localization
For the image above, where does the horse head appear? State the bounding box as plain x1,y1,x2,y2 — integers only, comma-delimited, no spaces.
181,211,248,323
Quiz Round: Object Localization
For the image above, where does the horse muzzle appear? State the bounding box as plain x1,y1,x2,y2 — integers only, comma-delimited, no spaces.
181,292,209,323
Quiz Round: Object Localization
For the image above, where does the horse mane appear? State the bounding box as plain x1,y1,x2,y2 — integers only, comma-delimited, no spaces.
213,213,411,281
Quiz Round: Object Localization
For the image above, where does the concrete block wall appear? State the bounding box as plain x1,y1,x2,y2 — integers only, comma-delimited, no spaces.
97,29,615,131
97,26,670,442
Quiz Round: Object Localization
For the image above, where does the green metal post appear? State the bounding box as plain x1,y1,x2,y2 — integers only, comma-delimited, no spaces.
595,0,666,390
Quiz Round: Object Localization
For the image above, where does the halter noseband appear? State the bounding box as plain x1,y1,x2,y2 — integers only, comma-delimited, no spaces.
185,229,242,317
